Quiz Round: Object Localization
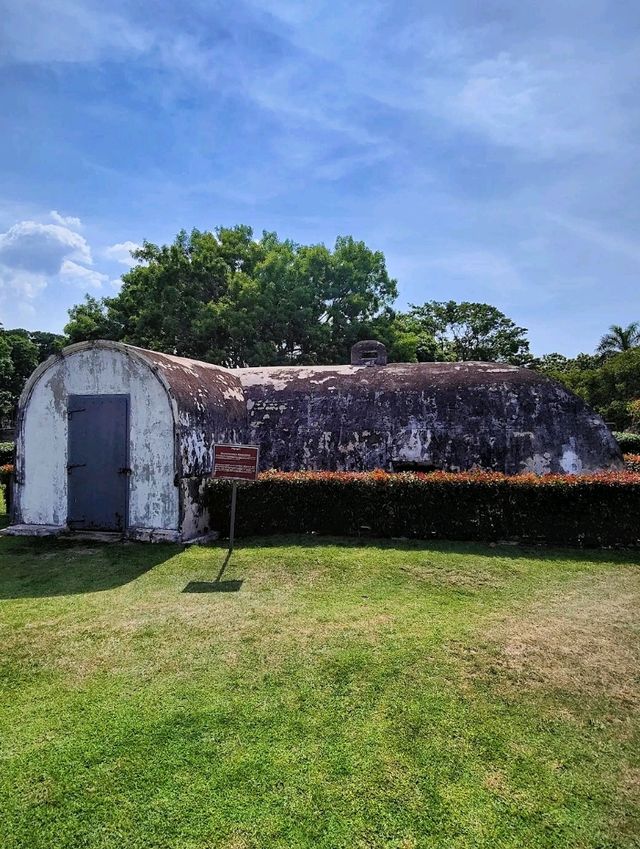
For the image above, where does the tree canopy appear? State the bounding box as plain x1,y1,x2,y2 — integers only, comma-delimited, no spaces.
0,326,64,423
65,227,398,367
597,322,640,357
65,228,537,372
403,301,531,365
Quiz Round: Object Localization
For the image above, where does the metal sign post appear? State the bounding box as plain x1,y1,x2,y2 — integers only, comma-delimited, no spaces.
212,444,259,558
228,481,238,554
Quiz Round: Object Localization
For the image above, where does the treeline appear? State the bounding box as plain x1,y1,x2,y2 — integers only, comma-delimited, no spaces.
534,347,640,430
1,226,639,430
0,329,64,426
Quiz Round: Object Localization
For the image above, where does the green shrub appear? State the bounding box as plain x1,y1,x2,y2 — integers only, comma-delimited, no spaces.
0,442,14,465
613,432,640,453
0,463,12,517
205,470,640,548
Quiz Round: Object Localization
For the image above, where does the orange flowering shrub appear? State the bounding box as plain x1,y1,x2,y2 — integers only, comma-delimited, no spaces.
207,468,640,547
258,468,640,486
624,454,640,472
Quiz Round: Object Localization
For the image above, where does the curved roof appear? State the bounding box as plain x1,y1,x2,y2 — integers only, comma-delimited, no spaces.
124,344,246,418
237,360,621,474
19,340,246,422
237,360,555,394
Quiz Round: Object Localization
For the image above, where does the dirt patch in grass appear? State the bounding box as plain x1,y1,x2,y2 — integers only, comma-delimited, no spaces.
619,765,640,801
470,567,640,704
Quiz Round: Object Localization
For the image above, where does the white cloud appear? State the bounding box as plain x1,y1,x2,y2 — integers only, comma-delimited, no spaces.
0,216,103,302
0,220,91,274
0,268,48,299
0,0,152,65
104,240,141,266
50,209,82,229
547,213,640,265
59,259,108,289
445,52,613,158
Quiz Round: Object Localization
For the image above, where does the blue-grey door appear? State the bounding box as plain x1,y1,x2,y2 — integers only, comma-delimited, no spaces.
67,394,129,531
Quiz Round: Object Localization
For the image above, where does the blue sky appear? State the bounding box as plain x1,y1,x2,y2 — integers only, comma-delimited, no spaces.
1,0,639,355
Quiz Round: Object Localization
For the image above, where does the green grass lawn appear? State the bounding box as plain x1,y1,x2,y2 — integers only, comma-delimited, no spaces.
1,517,639,848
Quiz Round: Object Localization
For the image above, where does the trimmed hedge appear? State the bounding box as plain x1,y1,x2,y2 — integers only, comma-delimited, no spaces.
0,463,12,516
614,432,640,453
206,470,640,548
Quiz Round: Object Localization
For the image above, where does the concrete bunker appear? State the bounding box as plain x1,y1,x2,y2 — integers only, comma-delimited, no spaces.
7,339,622,540
239,357,622,475
11,341,246,541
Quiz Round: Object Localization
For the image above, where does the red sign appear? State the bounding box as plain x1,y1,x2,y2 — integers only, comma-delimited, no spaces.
213,444,259,481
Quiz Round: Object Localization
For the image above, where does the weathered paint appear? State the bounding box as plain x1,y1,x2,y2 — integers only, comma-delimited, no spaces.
237,360,622,474
135,348,246,477
15,346,178,530
180,477,213,540
134,348,247,535
13,341,247,540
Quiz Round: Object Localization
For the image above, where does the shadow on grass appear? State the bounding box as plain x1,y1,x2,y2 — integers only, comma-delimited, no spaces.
183,580,243,593
223,533,640,566
0,534,176,599
2,528,638,601
182,548,243,593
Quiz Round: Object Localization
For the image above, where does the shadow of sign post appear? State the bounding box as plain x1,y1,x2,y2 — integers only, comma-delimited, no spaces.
183,443,259,594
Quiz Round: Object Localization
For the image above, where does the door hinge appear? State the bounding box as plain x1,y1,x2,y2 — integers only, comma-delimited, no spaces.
67,463,87,473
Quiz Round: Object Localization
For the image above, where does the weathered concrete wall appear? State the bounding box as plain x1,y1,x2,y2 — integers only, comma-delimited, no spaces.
14,342,248,539
237,362,622,474
180,478,214,540
132,349,247,537
138,349,247,478
15,347,178,530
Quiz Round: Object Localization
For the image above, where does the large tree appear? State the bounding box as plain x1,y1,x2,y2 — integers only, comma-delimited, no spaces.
0,328,13,422
65,227,398,366
533,346,640,430
404,301,531,364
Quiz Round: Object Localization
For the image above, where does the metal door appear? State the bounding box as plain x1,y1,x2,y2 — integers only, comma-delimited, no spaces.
67,394,129,531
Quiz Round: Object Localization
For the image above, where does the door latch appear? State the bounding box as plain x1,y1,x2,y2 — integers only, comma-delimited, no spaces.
119,467,132,476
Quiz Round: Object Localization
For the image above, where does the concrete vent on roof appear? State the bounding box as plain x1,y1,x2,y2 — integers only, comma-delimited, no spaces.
351,340,387,366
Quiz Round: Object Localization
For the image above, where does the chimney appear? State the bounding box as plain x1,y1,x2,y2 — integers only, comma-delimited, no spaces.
350,340,387,367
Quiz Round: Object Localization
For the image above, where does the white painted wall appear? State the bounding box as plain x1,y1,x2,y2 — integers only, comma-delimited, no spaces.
18,348,178,530
180,478,212,540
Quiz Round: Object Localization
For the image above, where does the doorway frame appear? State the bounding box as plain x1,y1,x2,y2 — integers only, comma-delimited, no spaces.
66,393,131,532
